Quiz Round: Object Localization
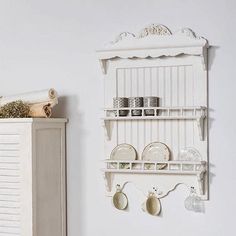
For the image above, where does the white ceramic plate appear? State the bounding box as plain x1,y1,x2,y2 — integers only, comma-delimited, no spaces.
178,147,202,161
142,142,170,169
110,143,137,169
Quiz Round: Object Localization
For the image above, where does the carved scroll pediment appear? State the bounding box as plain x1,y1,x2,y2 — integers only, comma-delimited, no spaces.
112,32,135,44
138,24,172,38
97,24,208,74
110,24,205,44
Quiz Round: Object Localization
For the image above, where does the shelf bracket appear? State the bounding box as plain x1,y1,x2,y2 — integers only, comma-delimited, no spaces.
103,120,111,140
197,170,206,195
197,116,205,141
201,46,208,71
99,59,107,74
103,172,112,192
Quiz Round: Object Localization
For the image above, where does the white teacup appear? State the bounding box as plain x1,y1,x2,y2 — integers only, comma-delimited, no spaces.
112,185,128,210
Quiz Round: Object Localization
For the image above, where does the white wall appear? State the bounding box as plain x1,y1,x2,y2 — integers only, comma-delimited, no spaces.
0,0,235,235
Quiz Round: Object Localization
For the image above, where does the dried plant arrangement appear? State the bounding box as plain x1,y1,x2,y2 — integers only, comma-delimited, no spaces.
0,89,58,118
0,100,30,118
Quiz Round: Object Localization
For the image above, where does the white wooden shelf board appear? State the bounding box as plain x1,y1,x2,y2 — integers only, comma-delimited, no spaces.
102,160,207,197
103,160,206,174
103,106,206,141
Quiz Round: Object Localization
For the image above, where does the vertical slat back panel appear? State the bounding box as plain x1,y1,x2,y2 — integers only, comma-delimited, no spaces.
104,58,206,164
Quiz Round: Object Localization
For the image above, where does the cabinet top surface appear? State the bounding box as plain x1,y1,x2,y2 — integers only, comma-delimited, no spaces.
0,118,68,123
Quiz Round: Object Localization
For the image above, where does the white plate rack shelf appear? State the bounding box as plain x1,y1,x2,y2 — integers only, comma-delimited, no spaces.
102,160,207,196
103,106,207,141
97,24,209,204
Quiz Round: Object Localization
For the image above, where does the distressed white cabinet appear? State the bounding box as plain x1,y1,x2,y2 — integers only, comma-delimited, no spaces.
0,118,67,236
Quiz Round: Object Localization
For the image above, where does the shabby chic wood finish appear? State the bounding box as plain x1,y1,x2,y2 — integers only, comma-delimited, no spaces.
98,24,209,200
0,118,67,236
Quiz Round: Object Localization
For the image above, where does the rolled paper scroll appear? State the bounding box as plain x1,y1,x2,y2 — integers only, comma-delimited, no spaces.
28,103,52,118
0,89,58,107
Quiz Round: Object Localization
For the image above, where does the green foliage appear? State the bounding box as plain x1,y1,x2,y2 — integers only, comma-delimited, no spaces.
0,100,30,118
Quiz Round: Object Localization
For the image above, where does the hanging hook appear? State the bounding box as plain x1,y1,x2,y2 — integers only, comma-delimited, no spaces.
116,184,121,192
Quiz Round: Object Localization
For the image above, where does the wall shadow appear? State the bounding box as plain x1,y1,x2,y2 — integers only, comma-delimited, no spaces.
207,45,219,201
52,95,87,236
208,45,220,71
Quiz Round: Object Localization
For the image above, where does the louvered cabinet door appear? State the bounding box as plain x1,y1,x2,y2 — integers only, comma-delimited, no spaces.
0,123,32,236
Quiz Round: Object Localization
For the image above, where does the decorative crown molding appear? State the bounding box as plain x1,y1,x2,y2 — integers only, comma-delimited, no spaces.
112,32,135,44
110,24,205,44
97,24,208,74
